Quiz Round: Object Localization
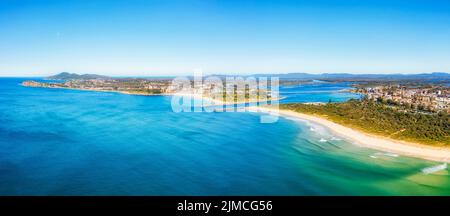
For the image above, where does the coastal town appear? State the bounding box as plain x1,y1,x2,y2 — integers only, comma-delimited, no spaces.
22,76,277,102
22,78,175,95
22,74,450,113
356,85,450,113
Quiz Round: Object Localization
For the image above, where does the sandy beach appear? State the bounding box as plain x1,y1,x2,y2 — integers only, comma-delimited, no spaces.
20,84,450,162
173,92,283,106
253,106,450,162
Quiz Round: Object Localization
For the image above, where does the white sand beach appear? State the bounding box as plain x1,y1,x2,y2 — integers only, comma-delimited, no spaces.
253,106,450,162
172,92,283,106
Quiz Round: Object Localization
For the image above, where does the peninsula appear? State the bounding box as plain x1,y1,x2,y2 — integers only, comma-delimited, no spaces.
255,97,450,162
22,73,278,104
22,72,450,162
256,104,450,162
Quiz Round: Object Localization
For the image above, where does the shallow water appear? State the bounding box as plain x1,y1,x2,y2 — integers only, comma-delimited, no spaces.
0,78,448,195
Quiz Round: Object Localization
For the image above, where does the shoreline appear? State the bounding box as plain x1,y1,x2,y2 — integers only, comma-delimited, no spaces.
21,84,172,96
254,106,450,162
22,83,450,162
23,84,281,105
173,92,284,106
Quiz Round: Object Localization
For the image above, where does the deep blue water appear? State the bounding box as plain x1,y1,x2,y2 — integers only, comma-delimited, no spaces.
0,78,449,195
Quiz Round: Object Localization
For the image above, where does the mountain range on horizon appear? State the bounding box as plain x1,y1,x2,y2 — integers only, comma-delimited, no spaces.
46,71,450,82
46,72,111,80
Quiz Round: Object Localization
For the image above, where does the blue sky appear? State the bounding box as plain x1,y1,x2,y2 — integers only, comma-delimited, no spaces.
0,0,449,76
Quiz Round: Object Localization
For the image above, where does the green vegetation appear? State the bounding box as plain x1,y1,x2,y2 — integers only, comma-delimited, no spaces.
219,91,272,102
125,89,163,95
281,99,450,146
46,72,110,80
208,86,273,103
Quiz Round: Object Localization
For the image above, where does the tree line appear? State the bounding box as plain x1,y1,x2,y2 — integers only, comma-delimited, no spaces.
281,99,450,145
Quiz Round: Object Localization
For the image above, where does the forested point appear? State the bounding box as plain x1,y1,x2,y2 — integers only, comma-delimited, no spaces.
280,99,450,146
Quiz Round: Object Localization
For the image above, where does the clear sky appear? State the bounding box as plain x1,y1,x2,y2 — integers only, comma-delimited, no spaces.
0,0,449,76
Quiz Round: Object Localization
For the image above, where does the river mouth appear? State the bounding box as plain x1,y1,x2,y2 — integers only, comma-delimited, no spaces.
0,78,448,195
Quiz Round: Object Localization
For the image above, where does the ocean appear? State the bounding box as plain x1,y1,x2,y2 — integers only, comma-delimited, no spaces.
0,78,449,195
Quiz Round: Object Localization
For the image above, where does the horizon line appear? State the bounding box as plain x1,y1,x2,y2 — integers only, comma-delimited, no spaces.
1,71,450,78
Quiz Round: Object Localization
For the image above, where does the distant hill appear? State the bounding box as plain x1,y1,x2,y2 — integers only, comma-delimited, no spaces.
46,71,450,82
210,72,450,82
46,72,110,80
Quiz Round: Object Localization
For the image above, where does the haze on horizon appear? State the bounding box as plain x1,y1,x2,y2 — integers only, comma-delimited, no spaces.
1,0,450,77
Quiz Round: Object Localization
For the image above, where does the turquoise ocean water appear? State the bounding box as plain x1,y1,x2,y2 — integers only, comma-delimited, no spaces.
0,78,449,195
